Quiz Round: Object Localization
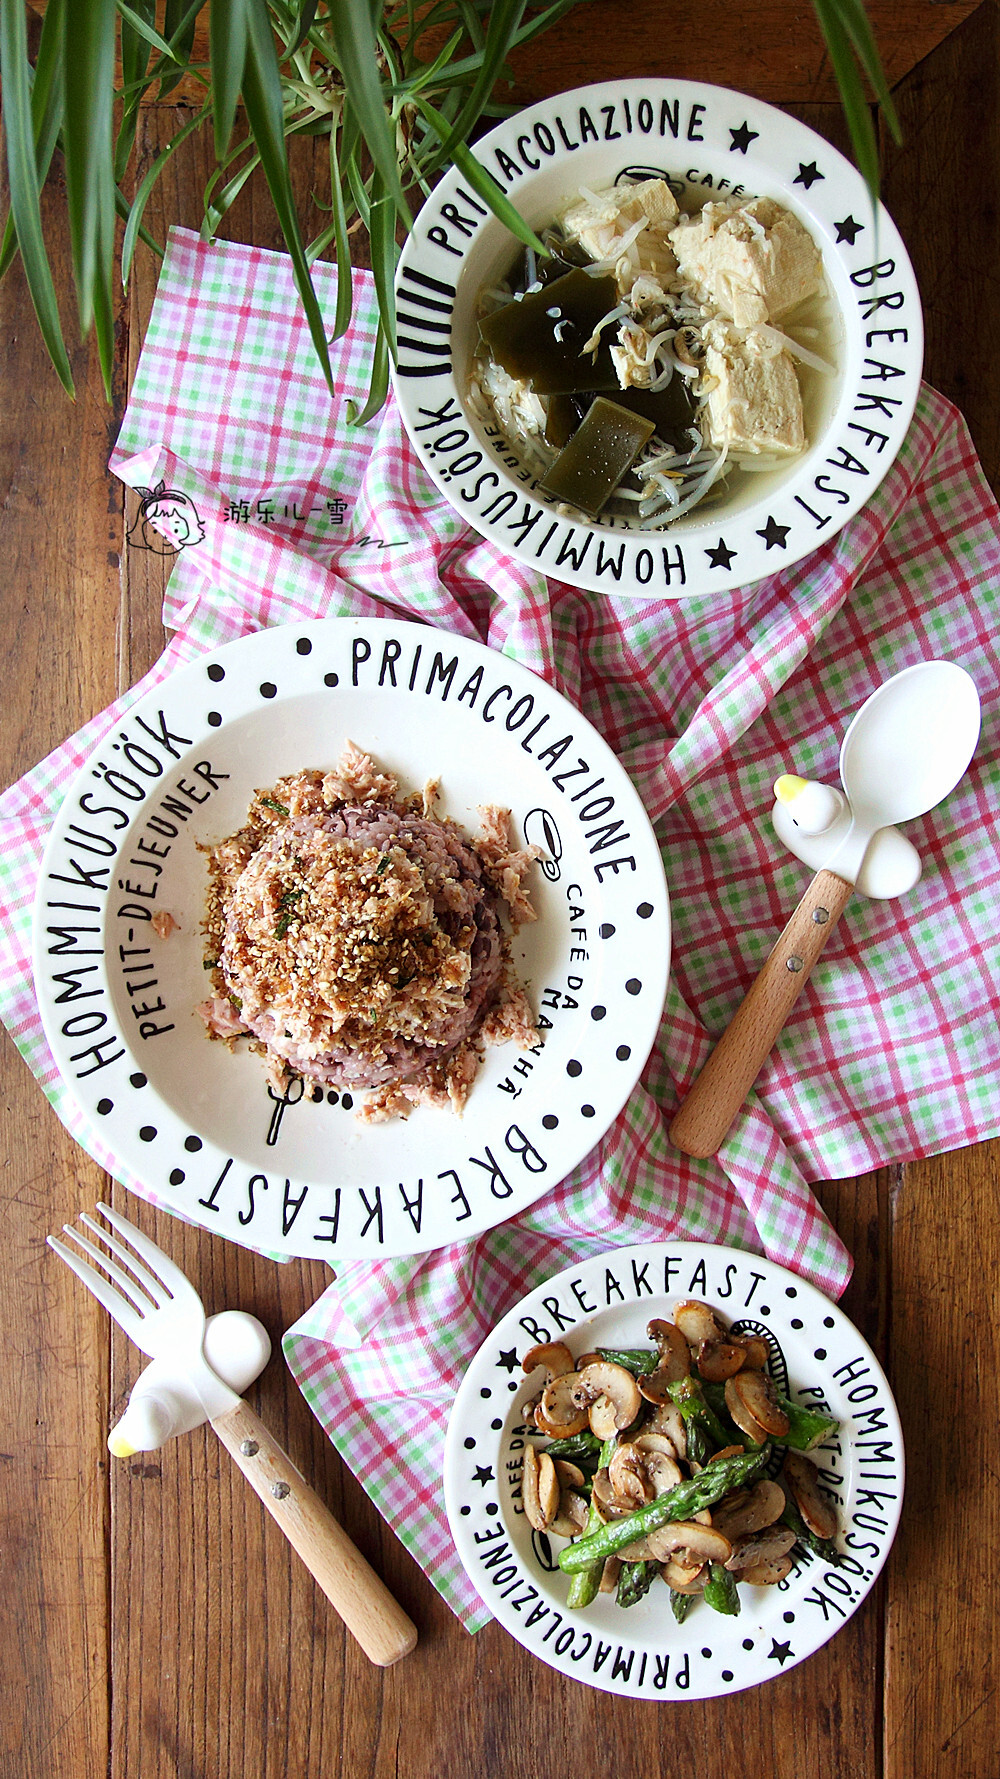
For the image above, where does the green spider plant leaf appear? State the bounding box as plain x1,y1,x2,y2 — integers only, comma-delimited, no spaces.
158,0,204,98
122,104,209,282
0,0,74,392
414,93,549,259
63,0,117,344
211,0,249,159
0,0,65,283
326,0,411,235
829,0,901,140
241,0,334,391
347,313,390,425
421,0,527,176
324,110,355,339
115,0,156,183
367,172,399,365
812,0,890,205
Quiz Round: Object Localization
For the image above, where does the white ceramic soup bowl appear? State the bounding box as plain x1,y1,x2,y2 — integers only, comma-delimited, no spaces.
392,79,922,600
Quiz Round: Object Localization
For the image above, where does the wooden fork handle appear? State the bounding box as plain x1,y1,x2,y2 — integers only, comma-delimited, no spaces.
668,868,855,1159
211,1399,417,1666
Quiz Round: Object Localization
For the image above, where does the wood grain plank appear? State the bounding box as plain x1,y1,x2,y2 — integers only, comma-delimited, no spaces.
28,0,979,108
0,158,123,1778
886,1140,1000,1779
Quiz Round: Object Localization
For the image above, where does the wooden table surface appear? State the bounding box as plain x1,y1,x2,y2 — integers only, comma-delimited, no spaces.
3,5,999,1775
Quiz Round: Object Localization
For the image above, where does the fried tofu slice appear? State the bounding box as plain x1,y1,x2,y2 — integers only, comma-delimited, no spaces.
702,323,805,457
671,197,822,327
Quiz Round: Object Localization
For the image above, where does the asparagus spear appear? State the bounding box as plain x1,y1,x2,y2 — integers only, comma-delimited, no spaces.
703,1562,740,1616
670,1588,696,1624
558,1446,770,1573
597,1346,658,1377
780,1495,845,1564
566,1437,617,1610
616,1560,658,1609
544,1429,602,1461
668,1375,732,1450
702,1379,839,1451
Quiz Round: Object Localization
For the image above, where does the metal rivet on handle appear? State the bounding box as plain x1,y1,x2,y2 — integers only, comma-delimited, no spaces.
813,907,830,925
271,1480,291,1500
786,956,804,973
240,1439,259,1457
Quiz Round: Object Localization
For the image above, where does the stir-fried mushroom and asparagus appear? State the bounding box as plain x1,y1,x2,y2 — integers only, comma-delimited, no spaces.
519,1300,841,1620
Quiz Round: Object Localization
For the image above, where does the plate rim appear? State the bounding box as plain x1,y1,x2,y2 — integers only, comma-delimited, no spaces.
33,615,671,1260
393,76,924,600
444,1238,904,1699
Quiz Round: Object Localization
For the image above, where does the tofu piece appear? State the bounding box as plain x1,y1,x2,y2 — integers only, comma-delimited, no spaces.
562,179,679,290
703,325,805,457
670,197,822,326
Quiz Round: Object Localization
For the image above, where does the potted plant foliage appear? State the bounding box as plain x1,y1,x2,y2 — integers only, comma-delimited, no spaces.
0,0,897,415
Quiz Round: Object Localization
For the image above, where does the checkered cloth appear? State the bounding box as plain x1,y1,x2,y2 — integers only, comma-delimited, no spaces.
3,227,999,1628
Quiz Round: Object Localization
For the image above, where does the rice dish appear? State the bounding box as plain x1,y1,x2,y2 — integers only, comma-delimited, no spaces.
197,743,540,1120
470,178,838,529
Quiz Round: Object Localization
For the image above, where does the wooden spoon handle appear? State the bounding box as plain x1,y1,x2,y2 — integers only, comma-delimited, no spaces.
211,1399,417,1666
668,868,854,1159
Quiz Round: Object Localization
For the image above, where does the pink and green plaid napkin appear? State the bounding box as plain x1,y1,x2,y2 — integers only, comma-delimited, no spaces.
4,227,999,1628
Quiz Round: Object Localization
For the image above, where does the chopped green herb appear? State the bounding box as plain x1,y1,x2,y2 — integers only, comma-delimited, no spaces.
229,995,242,1012
259,796,290,817
376,856,392,875
279,887,304,907
275,913,293,940
203,958,219,970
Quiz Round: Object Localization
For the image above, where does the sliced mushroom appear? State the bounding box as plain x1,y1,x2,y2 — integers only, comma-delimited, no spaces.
783,1451,839,1540
522,1340,575,1381
706,1444,747,1465
728,1368,790,1438
522,1444,560,1531
637,1319,691,1404
591,1466,633,1521
661,1557,707,1593
608,1443,655,1508
696,1337,749,1382
741,1553,795,1586
598,1556,622,1595
645,1521,732,1567
673,1300,727,1347
553,1459,585,1489
640,1449,684,1495
548,1458,589,1537
724,1525,796,1574
643,1399,687,1459
739,1335,771,1370
574,1350,603,1370
712,1478,785,1539
551,1490,590,1538
571,1360,642,1435
618,1536,655,1561
537,1372,590,1437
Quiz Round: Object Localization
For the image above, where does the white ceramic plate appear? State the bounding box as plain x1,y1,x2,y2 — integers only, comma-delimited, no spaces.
34,619,669,1260
393,79,922,599
444,1242,903,1698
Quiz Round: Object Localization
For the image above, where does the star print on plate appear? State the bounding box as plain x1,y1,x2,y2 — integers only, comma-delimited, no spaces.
757,516,790,549
836,215,865,244
705,539,737,570
794,161,823,189
768,1639,794,1666
473,1465,495,1485
729,121,759,154
496,1348,520,1374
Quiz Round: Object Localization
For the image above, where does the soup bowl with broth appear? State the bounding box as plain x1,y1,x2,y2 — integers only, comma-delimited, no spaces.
392,79,922,600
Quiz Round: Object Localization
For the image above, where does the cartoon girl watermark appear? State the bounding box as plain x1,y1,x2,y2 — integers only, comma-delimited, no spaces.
127,480,206,554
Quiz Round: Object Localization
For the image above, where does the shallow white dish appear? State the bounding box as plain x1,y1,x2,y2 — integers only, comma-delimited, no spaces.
34,618,670,1260
444,1242,903,1698
393,79,922,599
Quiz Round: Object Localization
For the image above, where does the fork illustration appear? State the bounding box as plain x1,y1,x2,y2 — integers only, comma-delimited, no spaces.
49,1203,417,1667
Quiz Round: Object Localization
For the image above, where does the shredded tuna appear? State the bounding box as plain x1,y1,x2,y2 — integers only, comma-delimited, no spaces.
199,748,540,1120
